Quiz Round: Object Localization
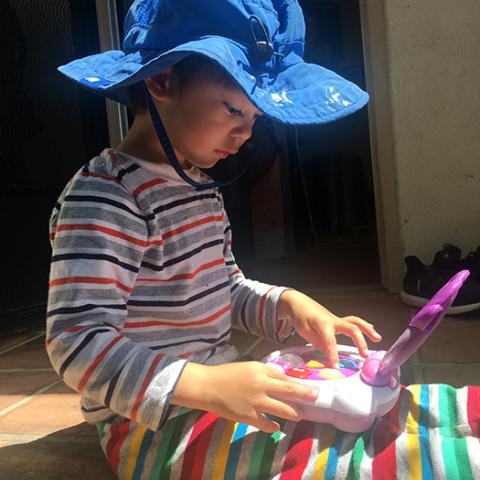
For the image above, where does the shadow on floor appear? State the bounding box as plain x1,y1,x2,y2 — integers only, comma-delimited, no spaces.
0,424,115,480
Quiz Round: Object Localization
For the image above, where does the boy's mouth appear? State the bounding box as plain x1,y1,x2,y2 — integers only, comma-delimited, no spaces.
215,149,238,158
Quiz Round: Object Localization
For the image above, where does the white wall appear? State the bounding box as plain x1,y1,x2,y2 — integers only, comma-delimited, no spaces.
386,0,480,262
362,0,480,290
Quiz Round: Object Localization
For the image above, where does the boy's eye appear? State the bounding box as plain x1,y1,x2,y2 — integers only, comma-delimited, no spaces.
224,102,243,117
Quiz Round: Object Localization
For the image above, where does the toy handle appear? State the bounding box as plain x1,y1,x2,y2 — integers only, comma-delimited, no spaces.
377,304,443,376
361,270,470,386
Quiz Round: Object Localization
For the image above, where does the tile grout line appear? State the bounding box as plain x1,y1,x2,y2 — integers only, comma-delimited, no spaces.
0,332,45,357
0,379,63,418
239,337,264,358
0,433,99,445
0,368,55,373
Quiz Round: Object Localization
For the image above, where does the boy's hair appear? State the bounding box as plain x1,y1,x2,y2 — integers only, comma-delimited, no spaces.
125,54,237,116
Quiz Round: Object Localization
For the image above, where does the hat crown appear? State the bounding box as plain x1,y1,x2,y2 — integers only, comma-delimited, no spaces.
58,0,369,126
123,0,305,59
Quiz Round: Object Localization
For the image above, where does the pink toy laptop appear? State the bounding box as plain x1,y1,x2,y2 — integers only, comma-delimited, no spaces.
263,270,470,432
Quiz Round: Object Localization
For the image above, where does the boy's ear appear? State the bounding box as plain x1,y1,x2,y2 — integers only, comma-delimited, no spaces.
144,69,174,101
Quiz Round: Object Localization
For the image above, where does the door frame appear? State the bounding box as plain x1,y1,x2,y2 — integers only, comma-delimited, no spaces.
359,0,404,292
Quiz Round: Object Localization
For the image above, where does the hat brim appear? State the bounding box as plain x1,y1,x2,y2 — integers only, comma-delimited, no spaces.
58,36,368,126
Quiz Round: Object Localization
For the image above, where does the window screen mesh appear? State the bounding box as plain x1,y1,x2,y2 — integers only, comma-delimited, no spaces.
1,0,108,315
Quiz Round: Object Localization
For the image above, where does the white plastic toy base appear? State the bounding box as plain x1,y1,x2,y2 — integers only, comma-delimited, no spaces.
263,344,401,433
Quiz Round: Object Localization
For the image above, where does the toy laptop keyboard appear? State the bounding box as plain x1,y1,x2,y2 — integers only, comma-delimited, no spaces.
263,270,470,433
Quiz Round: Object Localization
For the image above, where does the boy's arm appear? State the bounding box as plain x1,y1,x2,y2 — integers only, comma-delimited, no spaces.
46,171,186,431
170,359,319,433
221,205,382,364
276,289,381,367
221,208,295,344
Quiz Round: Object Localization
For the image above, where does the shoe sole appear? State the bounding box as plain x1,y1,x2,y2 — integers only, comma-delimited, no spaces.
400,290,480,314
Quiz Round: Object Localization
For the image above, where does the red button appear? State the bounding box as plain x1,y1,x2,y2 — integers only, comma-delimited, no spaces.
286,367,312,379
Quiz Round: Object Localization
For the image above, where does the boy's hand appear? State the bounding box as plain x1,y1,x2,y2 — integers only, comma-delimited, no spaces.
171,361,318,433
278,290,382,368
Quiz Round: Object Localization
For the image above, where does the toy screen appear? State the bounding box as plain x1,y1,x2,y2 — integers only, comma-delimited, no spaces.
270,351,361,381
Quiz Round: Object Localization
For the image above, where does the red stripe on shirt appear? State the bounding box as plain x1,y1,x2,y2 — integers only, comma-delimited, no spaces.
258,286,276,338
371,385,403,479
106,419,130,474
45,327,84,347
107,149,118,165
77,336,124,393
49,276,132,293
279,421,315,479
467,386,480,436
228,268,242,277
130,354,164,422
136,258,224,283
145,238,164,246
132,178,167,197
180,411,219,480
54,223,148,246
124,304,231,329
163,214,224,239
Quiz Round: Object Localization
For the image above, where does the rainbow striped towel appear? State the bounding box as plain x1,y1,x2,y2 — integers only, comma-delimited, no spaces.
98,384,480,479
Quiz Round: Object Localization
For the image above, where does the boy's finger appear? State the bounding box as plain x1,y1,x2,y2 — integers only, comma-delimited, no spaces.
254,414,280,433
267,378,318,401
347,316,382,342
266,364,290,379
319,330,339,368
355,320,382,342
346,326,369,357
366,326,382,342
264,398,303,422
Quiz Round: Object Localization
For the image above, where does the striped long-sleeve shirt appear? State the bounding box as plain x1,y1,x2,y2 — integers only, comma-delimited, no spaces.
46,148,294,431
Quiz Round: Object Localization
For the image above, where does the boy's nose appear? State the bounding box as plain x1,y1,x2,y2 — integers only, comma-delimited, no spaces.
230,119,255,142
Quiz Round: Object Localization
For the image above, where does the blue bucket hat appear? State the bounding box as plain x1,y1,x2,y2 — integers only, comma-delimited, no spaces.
58,0,368,127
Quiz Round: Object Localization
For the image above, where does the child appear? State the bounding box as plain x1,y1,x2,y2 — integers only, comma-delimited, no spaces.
47,1,480,479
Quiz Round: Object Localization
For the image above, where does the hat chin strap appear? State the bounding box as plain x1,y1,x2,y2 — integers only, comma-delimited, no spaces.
146,93,217,190
146,91,268,191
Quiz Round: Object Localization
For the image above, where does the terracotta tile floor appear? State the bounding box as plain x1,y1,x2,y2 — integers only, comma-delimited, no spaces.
1,267,479,478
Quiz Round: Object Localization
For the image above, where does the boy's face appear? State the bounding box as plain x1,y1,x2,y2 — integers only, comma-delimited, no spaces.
148,72,263,169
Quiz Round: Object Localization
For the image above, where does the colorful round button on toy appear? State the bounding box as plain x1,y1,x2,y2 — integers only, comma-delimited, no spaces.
285,367,312,379
316,368,346,380
305,360,325,368
338,357,358,370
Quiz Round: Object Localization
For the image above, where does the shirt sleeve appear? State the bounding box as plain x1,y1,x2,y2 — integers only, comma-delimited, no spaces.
46,169,187,431
220,202,295,344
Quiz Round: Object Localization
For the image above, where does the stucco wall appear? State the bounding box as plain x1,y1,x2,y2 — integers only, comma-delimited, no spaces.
385,1,480,263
